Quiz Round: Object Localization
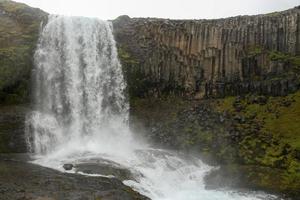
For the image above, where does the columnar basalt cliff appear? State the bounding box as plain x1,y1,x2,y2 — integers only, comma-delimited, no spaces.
113,8,300,98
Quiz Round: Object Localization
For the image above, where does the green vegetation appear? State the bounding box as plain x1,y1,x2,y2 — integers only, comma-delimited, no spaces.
264,93,300,148
0,0,27,12
214,92,300,196
0,0,46,104
246,46,300,69
266,11,281,17
117,46,139,65
269,51,300,75
268,51,300,70
248,46,263,57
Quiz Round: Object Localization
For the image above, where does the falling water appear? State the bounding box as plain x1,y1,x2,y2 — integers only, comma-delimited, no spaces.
28,15,132,156
27,15,278,200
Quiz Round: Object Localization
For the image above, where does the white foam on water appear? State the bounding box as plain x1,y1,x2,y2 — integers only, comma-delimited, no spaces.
27,15,279,200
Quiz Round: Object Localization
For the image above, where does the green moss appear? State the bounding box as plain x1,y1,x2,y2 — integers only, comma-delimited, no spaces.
266,11,280,17
213,92,300,195
117,46,139,65
269,51,290,62
269,51,300,69
215,96,235,112
0,0,46,104
217,92,300,149
133,93,300,196
0,0,27,13
248,46,263,56
264,92,300,149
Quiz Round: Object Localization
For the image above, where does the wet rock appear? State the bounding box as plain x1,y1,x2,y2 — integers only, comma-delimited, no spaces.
0,106,29,153
219,115,225,123
74,161,134,181
0,156,148,200
63,164,73,171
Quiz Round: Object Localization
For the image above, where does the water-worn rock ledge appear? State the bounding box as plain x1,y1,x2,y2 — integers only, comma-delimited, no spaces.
0,154,148,200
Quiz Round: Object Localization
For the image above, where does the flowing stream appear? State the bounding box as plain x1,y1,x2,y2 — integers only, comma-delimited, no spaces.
26,15,278,200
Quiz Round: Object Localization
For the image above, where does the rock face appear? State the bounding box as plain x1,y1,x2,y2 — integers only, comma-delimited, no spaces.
0,105,28,153
63,164,74,171
0,0,48,154
0,0,47,104
113,8,300,98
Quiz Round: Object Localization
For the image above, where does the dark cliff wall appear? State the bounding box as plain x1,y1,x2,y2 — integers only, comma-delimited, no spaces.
113,8,300,99
0,0,47,104
0,0,47,153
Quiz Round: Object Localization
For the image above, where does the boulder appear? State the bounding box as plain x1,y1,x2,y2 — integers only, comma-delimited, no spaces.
63,164,73,171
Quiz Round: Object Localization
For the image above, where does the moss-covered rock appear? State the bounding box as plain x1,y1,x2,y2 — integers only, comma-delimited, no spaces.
0,0,47,153
129,91,300,198
205,164,300,198
0,0,47,104
212,92,300,198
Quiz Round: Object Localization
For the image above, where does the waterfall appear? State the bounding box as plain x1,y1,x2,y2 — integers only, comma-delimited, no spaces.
27,15,278,200
27,15,132,156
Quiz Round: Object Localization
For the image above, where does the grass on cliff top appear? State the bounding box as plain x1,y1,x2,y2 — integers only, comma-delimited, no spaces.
0,0,28,13
0,0,44,104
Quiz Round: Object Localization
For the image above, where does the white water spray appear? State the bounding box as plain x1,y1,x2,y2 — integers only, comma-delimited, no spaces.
27,15,278,200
